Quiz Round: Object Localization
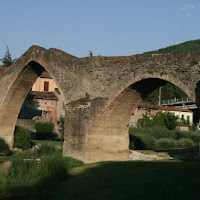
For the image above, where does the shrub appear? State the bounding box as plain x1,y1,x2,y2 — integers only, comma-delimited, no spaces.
176,131,200,143
14,127,30,150
35,122,55,140
129,141,135,150
129,127,174,140
156,138,177,150
148,127,175,139
137,111,179,130
177,138,195,148
0,138,11,156
130,133,156,150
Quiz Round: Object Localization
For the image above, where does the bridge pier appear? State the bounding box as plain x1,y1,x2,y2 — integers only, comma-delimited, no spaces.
63,98,130,163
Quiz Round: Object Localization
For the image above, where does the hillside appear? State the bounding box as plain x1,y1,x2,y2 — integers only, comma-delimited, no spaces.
142,40,200,104
143,39,200,54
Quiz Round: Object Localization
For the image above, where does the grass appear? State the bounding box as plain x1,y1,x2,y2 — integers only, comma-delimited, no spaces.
31,139,63,147
155,145,200,160
54,160,200,200
0,144,83,199
1,140,200,199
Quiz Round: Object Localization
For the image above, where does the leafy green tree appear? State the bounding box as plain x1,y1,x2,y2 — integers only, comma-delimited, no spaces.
14,127,30,149
0,46,16,66
144,83,187,104
137,111,179,130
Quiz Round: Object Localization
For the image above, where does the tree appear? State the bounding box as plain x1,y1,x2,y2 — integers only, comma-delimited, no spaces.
137,111,179,130
0,46,16,66
89,51,93,56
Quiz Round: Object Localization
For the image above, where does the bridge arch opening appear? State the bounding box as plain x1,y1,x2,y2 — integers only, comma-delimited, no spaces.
0,61,66,147
86,77,196,160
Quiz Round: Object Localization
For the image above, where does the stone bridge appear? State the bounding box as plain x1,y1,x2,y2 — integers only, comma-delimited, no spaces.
0,45,200,162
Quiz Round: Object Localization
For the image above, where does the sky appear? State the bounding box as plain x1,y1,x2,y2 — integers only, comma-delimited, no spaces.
0,0,200,60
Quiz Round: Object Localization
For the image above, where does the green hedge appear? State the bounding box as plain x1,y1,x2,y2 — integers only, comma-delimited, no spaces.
35,122,55,140
14,127,30,150
129,133,156,150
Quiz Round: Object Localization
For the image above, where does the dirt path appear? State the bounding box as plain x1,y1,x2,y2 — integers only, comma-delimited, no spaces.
128,150,173,161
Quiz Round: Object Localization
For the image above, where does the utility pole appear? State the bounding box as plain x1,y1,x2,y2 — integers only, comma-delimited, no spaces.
158,87,162,105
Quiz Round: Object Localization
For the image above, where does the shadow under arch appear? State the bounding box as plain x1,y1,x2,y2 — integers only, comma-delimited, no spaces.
86,76,194,158
0,61,65,147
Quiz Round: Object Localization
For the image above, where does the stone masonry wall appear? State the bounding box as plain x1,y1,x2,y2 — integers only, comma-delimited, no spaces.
0,45,200,162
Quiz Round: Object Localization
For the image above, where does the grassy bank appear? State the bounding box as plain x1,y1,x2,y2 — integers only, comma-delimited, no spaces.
0,144,83,199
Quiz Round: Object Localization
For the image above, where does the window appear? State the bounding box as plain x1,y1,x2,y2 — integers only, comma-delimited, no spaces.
181,115,184,119
44,81,49,92
187,116,190,123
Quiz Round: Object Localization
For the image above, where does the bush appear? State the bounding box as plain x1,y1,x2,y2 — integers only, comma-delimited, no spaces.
129,141,135,150
156,138,177,150
129,127,174,140
0,138,11,156
130,133,156,150
14,127,30,150
175,131,200,143
177,138,195,148
137,111,179,130
35,122,55,140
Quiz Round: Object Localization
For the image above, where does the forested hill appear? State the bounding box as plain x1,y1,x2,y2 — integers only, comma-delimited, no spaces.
142,39,200,104
143,39,200,54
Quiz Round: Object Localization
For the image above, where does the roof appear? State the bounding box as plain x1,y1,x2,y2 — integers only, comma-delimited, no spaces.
158,105,192,113
31,91,58,100
138,103,192,113
39,71,52,78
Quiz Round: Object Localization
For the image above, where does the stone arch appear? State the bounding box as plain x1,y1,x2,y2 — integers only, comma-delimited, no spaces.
0,60,66,147
83,73,194,161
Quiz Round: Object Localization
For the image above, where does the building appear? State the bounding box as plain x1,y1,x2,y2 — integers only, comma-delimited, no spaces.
32,71,58,92
18,71,65,123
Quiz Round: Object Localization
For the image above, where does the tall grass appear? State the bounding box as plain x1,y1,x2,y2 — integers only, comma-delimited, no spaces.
0,144,83,199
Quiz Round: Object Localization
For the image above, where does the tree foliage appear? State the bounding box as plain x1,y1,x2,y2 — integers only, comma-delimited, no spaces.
137,111,179,130
0,46,16,66
35,122,55,140
14,127,30,149
144,82,187,104
143,39,200,54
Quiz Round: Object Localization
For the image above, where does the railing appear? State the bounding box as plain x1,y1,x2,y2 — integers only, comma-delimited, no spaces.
160,97,193,105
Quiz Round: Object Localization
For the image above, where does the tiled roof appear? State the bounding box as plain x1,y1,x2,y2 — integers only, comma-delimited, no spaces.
158,105,192,113
138,103,192,113
32,91,58,100
40,71,51,78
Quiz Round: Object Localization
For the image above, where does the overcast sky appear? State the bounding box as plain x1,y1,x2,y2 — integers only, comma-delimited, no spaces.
0,0,200,59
